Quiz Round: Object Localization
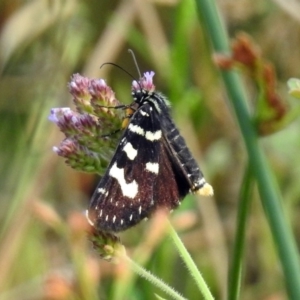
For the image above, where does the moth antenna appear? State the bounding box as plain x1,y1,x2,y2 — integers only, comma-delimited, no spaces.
128,49,142,79
100,60,143,91
100,62,135,80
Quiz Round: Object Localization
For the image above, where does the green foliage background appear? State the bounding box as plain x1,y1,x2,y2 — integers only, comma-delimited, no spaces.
1,0,300,299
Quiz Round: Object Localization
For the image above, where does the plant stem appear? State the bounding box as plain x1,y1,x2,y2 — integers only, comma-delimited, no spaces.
168,223,214,300
228,165,253,300
123,254,187,300
194,1,300,299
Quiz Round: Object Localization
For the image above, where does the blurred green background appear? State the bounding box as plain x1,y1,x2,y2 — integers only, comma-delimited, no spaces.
1,0,300,299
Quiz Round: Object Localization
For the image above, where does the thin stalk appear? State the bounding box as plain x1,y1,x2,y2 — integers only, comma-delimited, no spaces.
228,165,253,300
168,223,214,300
122,254,187,300
194,0,300,298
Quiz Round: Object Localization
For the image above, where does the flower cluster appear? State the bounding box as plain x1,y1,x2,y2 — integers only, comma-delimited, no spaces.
49,74,124,173
89,226,126,261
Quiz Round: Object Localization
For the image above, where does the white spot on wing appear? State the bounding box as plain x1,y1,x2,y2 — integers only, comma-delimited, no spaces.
130,214,133,221
85,210,94,226
140,110,149,117
123,142,137,160
139,205,142,215
145,130,162,141
97,188,105,194
113,215,116,223
128,124,145,135
109,163,138,198
105,215,108,221
146,162,159,174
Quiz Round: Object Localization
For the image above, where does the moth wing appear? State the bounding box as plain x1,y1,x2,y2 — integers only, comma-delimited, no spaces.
87,103,162,232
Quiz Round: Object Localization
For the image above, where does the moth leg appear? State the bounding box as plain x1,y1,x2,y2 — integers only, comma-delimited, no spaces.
121,106,137,129
100,106,137,138
94,104,127,109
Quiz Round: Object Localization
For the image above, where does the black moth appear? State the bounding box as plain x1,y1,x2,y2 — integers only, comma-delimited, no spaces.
86,71,213,232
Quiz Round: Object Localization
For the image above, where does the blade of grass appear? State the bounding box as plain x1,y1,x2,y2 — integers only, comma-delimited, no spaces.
0,97,50,240
228,165,253,300
194,0,300,299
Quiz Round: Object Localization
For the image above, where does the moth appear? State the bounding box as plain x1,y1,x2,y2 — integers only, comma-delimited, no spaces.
86,70,213,232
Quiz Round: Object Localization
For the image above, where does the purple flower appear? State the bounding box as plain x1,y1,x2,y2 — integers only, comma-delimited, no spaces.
53,139,77,156
89,79,119,106
144,71,155,86
68,74,90,98
48,108,73,124
132,71,155,92
53,138,103,173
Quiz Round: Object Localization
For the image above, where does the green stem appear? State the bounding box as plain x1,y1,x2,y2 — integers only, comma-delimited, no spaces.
195,1,300,299
168,223,214,300
228,165,253,300
123,255,187,300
